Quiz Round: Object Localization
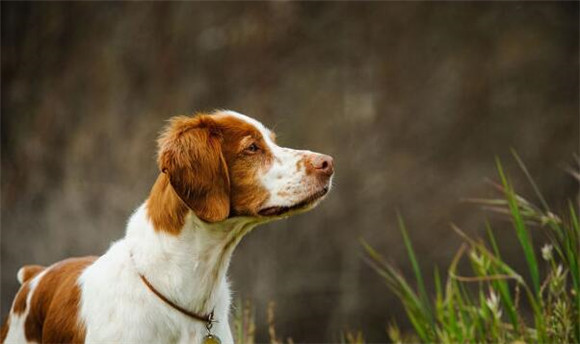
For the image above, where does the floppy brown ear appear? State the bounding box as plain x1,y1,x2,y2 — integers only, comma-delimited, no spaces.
157,115,230,223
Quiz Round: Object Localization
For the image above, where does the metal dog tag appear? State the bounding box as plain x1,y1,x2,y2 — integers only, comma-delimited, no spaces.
202,334,221,344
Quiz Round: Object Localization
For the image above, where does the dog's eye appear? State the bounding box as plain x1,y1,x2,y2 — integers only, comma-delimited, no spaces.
245,143,260,153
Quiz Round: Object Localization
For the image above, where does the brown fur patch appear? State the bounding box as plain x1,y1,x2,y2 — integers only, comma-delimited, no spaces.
24,256,96,344
19,265,46,284
296,157,305,172
148,112,274,234
13,282,31,315
211,113,273,217
1,316,9,343
303,155,315,175
147,173,191,235
156,115,231,224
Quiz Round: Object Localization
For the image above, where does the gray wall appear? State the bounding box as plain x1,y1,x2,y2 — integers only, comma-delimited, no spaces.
1,2,578,342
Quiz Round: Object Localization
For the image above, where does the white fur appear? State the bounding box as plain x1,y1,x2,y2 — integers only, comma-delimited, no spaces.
223,111,333,210
16,269,25,285
78,205,260,344
3,111,332,344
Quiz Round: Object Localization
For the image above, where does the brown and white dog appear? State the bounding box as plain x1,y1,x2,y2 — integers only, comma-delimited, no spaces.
1,110,334,344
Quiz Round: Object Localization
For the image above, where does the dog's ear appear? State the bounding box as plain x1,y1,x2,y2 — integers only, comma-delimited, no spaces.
157,115,230,223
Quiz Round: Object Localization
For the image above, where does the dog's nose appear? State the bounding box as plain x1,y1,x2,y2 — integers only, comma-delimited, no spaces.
310,154,334,176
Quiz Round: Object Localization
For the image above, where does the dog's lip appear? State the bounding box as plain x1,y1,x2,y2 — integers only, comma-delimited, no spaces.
258,186,329,217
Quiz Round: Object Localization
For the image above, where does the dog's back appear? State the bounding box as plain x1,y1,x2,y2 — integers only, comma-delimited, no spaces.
2,257,96,344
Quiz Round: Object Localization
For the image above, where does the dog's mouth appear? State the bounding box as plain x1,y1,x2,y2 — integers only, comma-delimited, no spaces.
258,186,330,217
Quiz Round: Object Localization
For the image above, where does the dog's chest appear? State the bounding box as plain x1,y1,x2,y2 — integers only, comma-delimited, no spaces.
78,241,231,344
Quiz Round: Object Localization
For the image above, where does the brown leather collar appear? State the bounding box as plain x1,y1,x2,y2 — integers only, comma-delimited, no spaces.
138,273,214,325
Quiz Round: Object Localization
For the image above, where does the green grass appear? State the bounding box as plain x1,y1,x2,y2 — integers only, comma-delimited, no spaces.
363,154,580,343
233,154,578,343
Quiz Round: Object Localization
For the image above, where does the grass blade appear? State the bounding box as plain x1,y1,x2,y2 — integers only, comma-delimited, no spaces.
397,213,435,328
496,158,540,296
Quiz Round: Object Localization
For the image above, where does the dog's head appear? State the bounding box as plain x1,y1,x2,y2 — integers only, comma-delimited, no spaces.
156,110,334,223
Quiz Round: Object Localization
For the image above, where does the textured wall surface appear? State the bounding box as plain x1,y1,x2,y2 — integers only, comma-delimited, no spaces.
1,2,578,342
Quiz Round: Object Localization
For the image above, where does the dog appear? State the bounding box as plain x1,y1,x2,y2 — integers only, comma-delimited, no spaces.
1,110,334,344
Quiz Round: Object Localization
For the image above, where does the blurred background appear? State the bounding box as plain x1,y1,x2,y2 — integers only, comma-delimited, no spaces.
1,2,578,342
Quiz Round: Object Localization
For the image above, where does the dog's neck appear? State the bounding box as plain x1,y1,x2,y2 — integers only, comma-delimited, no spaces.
124,174,260,316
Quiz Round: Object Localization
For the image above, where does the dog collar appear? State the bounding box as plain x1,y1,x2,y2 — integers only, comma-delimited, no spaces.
131,253,221,344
